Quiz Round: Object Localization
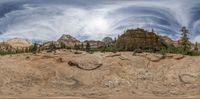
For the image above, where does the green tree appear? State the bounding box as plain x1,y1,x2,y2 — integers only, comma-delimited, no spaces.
25,47,29,53
60,42,66,49
49,42,56,53
32,43,38,53
86,42,91,52
195,42,198,51
180,26,191,53
74,44,81,50
81,43,84,50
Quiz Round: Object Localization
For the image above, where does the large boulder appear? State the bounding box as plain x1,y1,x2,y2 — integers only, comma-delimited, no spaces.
147,54,165,62
179,74,197,84
68,54,103,70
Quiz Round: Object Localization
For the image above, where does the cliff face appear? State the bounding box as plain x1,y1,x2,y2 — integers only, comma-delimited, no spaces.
117,28,162,50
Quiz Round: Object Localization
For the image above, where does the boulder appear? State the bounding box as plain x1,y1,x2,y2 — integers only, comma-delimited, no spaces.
179,74,197,84
146,54,165,62
173,54,184,60
68,54,103,70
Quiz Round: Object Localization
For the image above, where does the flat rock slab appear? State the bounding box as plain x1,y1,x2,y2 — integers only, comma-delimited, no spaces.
146,54,164,62
173,54,185,60
68,54,103,70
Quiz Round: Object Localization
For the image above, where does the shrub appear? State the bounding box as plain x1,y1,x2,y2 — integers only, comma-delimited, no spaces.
186,51,200,56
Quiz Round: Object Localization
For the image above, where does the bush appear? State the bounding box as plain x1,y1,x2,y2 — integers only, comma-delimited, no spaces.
186,51,200,56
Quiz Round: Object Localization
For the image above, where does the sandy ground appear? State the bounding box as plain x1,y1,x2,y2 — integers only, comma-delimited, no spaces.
0,49,199,98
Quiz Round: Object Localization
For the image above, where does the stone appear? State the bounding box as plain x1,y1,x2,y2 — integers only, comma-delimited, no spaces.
179,74,197,84
68,54,103,70
173,54,184,60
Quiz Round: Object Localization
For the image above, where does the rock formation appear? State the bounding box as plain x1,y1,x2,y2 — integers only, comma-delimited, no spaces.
5,38,32,49
117,28,163,50
83,40,104,49
57,34,80,48
102,37,113,45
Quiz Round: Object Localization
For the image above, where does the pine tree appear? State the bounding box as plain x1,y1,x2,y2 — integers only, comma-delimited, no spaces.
25,47,29,53
49,42,56,52
180,26,191,53
74,44,78,50
195,42,198,51
86,42,91,52
114,37,117,43
60,42,66,49
81,43,84,50
30,43,38,54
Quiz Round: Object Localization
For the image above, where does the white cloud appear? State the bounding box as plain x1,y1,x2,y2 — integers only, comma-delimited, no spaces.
0,0,199,42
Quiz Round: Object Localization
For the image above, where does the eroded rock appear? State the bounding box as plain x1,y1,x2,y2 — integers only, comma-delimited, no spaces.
68,54,103,70
173,54,185,60
146,54,165,62
179,74,197,84
106,53,121,57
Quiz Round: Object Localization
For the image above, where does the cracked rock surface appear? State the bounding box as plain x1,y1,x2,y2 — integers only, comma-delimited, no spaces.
0,50,199,98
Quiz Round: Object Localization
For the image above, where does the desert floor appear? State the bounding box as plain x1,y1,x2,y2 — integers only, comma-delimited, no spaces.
0,49,199,99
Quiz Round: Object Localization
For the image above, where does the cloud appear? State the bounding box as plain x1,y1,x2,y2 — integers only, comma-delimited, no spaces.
0,0,199,42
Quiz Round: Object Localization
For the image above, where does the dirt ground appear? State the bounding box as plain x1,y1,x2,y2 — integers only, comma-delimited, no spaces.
0,49,199,99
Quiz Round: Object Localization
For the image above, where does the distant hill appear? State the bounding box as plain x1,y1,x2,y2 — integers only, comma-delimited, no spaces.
83,40,104,49
57,34,80,48
5,38,32,49
102,37,113,45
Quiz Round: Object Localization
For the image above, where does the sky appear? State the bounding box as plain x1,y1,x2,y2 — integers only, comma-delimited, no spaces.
0,0,200,42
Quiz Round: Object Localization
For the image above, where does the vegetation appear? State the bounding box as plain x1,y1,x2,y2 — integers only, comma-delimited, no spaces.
86,42,91,52
0,27,200,56
180,26,191,53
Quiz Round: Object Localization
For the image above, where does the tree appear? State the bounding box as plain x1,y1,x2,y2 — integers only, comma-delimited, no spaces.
195,42,198,51
86,42,91,52
180,26,191,53
81,43,84,50
49,42,56,53
32,43,38,54
74,44,80,51
60,42,66,49
114,37,117,43
25,47,29,53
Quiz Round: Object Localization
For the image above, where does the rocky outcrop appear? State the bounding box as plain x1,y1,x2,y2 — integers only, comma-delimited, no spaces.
5,38,32,48
117,28,163,50
83,40,104,49
160,36,179,47
58,34,80,48
41,41,60,50
0,42,12,50
102,37,113,45
68,54,103,70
